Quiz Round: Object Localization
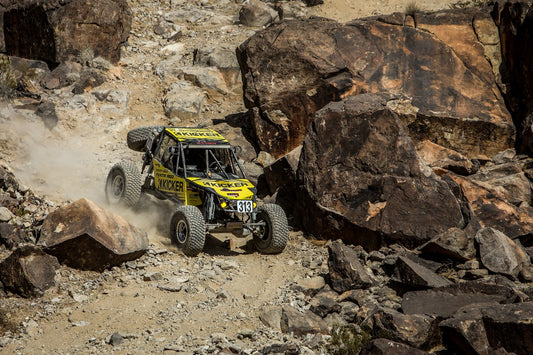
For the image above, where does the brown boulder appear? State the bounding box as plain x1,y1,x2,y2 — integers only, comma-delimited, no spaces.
236,13,513,159
445,172,533,240
296,94,464,248
3,0,131,66
38,198,148,272
0,244,59,298
280,306,329,336
415,140,479,176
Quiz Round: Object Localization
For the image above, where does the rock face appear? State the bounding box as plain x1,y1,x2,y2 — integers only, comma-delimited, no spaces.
296,94,464,248
493,2,533,155
3,0,131,66
38,198,148,271
236,13,513,159
0,244,60,298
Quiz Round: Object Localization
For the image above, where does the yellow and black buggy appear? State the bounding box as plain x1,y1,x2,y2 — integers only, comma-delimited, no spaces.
105,126,289,256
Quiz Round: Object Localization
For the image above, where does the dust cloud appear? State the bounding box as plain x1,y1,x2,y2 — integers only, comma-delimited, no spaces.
0,103,174,245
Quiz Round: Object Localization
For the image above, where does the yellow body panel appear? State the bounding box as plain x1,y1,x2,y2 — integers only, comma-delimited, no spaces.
165,128,228,143
153,160,202,205
188,178,255,201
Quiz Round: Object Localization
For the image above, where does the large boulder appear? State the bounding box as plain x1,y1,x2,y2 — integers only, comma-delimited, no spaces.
3,0,131,66
236,12,514,159
295,94,465,248
440,302,533,355
38,198,148,272
0,244,59,298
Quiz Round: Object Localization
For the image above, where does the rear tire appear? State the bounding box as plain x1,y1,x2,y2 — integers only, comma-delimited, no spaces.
253,204,288,254
170,205,206,256
127,126,163,152
105,161,142,207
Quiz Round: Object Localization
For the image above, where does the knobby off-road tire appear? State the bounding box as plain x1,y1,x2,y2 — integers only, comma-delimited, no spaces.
170,205,206,256
105,161,142,207
253,203,289,254
127,126,163,152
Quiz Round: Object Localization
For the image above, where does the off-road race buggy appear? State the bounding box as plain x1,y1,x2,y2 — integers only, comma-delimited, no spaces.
105,126,289,256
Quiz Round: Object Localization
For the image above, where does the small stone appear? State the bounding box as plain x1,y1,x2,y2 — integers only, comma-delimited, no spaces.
0,207,14,222
108,332,124,346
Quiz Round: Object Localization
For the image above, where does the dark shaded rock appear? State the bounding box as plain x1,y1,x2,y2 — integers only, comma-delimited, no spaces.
4,0,131,65
0,244,59,298
416,140,479,176
236,14,513,159
38,198,148,272
445,172,533,240
392,255,453,290
35,101,58,130
108,332,123,346
402,280,525,318
419,227,476,262
0,223,30,249
360,338,428,355
302,0,323,6
295,94,464,248
475,227,529,279
327,240,373,293
264,145,301,195
280,306,328,336
72,69,106,94
309,290,341,318
239,0,279,27
493,1,533,156
0,163,19,191
441,302,533,355
364,307,440,350
41,61,82,90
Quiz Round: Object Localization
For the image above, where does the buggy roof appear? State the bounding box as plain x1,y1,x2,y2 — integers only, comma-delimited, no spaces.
165,127,229,146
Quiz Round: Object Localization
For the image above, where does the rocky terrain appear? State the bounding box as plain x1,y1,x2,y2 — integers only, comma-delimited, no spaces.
2,0,533,354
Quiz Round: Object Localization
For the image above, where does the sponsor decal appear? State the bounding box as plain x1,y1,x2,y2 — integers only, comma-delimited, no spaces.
156,179,184,192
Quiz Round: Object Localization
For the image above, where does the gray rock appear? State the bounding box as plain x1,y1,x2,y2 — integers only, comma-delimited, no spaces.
35,101,58,130
0,206,14,222
281,306,328,336
360,338,429,355
392,255,453,289
162,81,206,119
177,66,230,93
328,240,373,293
475,227,528,279
309,290,341,317
419,227,476,262
239,0,279,27
259,306,283,331
365,307,439,350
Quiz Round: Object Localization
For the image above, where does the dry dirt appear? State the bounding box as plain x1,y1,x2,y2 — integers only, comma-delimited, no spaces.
0,0,460,353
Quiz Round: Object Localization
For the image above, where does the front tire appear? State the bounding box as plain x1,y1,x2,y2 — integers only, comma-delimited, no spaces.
105,161,142,207
170,205,206,256
253,204,288,254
